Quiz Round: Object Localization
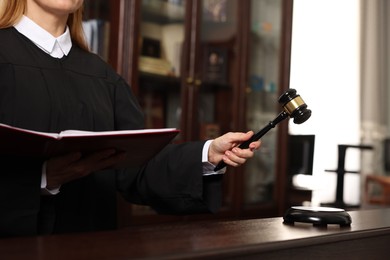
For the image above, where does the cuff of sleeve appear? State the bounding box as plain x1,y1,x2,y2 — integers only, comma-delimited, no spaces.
41,161,60,195
202,140,226,176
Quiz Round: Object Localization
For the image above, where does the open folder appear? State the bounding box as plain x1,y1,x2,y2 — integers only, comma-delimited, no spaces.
0,123,180,168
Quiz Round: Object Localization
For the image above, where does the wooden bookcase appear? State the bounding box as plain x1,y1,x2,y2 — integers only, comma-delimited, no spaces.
83,0,294,227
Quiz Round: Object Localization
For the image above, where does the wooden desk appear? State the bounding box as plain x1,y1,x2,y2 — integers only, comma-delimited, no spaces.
1,208,390,259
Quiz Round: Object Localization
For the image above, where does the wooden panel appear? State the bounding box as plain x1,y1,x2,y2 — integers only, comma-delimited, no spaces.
0,209,389,259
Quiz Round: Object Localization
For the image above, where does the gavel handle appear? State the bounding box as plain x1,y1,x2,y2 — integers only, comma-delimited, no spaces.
213,111,289,171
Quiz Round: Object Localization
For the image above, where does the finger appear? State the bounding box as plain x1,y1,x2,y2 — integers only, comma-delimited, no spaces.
225,150,246,166
230,131,254,143
232,146,257,159
235,131,258,148
46,151,118,188
77,149,116,166
59,150,116,177
246,130,255,137
249,140,261,151
46,152,83,185
238,137,261,152
82,150,126,172
221,155,240,167
50,152,82,167
91,151,127,171
87,149,118,160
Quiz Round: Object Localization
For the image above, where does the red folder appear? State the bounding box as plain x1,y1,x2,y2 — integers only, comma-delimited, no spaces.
0,123,180,168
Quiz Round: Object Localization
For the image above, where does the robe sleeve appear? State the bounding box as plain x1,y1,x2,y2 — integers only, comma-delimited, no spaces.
117,143,223,215
111,76,223,215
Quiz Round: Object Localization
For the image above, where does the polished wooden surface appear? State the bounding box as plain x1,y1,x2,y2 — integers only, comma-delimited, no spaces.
1,208,390,259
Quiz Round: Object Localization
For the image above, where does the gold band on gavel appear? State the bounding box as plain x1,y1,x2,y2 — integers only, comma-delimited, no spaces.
283,95,305,115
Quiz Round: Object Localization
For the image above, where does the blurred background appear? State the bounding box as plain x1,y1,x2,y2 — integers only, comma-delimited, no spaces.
290,0,390,206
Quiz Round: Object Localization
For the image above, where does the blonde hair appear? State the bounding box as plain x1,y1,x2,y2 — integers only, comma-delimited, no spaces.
0,0,89,51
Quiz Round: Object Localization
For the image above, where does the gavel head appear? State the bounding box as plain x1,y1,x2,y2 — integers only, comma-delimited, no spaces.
278,89,311,124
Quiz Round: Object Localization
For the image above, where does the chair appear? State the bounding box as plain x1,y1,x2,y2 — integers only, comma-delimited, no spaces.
365,175,390,204
322,144,373,209
365,139,390,205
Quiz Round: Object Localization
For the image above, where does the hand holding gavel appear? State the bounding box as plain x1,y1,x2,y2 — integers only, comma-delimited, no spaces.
214,88,312,171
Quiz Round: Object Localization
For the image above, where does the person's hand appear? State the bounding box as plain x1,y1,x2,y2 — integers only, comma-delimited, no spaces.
45,149,126,190
208,131,261,167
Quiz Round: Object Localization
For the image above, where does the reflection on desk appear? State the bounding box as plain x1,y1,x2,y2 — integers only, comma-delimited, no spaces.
0,209,389,259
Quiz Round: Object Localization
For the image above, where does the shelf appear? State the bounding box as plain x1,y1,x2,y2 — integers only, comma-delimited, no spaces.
139,72,181,92
142,0,185,24
201,81,232,92
139,72,232,93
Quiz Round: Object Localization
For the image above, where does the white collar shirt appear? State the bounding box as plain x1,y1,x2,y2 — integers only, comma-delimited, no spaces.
14,15,72,58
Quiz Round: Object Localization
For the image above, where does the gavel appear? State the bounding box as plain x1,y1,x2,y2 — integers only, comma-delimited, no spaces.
214,88,312,171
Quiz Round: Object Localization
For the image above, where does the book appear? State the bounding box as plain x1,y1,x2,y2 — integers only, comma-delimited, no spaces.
139,56,173,76
82,19,110,61
140,21,184,76
0,123,180,168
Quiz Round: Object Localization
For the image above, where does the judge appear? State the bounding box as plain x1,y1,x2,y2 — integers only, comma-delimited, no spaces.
0,0,261,238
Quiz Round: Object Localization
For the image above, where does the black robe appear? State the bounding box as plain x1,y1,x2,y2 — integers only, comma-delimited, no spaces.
0,27,222,238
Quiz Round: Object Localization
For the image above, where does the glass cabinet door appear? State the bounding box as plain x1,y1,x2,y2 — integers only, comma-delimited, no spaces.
137,0,238,143
195,0,238,141
138,0,186,133
82,0,111,61
244,0,283,206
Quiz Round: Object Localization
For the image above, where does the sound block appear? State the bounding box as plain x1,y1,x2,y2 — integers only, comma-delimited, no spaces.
283,206,352,227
